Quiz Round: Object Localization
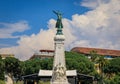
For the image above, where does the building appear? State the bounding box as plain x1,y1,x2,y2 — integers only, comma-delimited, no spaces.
71,47,120,74
71,47,120,59
30,50,54,60
0,54,14,59
30,47,120,60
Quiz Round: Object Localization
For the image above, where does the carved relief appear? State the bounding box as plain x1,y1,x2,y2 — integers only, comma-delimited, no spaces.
52,63,67,81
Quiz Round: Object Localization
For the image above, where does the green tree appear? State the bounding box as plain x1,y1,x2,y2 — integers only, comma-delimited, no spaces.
22,58,53,75
65,51,95,74
89,50,110,84
104,73,120,84
98,56,108,74
4,57,22,83
0,56,4,80
23,51,95,76
40,58,53,70
90,50,99,63
104,57,120,79
22,59,40,75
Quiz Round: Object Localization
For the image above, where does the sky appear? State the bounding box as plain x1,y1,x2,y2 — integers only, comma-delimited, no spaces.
0,0,120,60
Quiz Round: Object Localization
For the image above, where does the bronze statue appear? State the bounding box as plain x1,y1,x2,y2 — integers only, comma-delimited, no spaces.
53,10,63,35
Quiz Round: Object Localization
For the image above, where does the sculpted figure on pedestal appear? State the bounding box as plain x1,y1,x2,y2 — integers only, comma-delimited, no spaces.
53,63,67,81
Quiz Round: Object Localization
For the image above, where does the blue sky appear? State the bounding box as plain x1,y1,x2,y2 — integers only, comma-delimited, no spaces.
0,0,90,48
0,0,120,60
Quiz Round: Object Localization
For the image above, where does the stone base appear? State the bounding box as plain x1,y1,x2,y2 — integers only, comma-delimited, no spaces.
51,64,70,84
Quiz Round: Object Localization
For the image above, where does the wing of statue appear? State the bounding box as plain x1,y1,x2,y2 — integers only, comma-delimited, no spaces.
53,10,58,15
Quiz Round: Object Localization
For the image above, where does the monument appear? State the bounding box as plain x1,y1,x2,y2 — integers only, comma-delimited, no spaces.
51,11,69,84
38,11,76,84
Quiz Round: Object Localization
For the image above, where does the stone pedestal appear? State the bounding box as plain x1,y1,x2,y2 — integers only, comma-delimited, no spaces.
51,35,69,84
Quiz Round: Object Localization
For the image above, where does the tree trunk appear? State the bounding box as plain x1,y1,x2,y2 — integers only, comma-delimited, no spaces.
6,73,14,84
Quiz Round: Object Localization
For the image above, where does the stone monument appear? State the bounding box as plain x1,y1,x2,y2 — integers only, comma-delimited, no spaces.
51,11,69,84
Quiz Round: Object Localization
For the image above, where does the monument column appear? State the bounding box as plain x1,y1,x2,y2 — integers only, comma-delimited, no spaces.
51,11,69,84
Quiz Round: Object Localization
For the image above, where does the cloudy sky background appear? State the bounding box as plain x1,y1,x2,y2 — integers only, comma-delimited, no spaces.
0,0,120,60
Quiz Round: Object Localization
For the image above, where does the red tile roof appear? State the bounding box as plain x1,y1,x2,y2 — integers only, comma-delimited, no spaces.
71,47,120,57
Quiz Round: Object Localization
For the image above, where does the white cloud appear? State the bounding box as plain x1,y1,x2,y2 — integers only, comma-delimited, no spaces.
81,0,111,9
0,21,30,38
70,0,120,49
0,19,77,60
0,0,120,60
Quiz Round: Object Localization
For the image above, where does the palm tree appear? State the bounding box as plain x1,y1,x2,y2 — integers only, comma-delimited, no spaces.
90,50,99,63
98,56,108,84
90,50,109,84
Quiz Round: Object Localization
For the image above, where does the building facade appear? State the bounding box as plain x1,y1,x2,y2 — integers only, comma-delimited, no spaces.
30,50,54,60
0,54,14,59
71,47,120,59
